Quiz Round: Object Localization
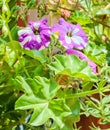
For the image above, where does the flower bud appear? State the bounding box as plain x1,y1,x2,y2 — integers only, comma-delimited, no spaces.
102,35,109,42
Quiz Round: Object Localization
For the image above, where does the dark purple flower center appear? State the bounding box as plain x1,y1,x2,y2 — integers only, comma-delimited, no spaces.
34,29,39,35
67,31,72,37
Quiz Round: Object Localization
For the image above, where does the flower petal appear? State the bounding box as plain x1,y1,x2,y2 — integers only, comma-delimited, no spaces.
65,35,71,44
36,35,41,43
71,35,86,49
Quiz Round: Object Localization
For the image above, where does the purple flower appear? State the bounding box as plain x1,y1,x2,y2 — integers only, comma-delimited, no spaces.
66,49,97,73
29,19,50,31
52,18,88,49
18,19,51,50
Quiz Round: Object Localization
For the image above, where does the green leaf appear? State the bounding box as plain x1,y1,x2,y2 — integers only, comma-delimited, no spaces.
9,0,18,8
0,37,7,44
59,98,80,130
49,54,97,82
98,79,106,89
82,81,93,91
0,43,5,56
6,40,22,50
15,76,71,128
3,41,22,67
26,0,37,8
84,42,106,66
104,27,110,39
68,11,92,25
11,26,19,40
24,49,46,63
102,95,110,104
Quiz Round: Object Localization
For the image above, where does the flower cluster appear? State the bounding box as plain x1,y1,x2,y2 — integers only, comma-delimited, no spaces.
18,18,97,73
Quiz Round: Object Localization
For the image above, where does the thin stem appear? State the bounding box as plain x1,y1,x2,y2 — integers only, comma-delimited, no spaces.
58,5,75,12
49,11,53,27
7,23,13,41
86,96,100,110
65,85,110,99
23,67,31,78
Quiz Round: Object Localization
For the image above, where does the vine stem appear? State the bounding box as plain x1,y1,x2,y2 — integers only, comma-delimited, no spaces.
5,16,13,41
8,31,13,41
65,85,110,99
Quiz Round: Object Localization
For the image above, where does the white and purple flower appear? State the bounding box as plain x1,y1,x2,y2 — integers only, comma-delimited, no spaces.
18,19,51,50
66,49,97,73
52,18,88,49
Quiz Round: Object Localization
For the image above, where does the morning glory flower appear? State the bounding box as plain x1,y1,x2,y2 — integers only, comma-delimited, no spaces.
66,49,97,73
18,19,51,50
52,18,88,49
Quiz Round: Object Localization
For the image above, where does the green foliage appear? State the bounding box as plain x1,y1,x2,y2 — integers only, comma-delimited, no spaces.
24,49,47,63
11,26,19,40
15,76,78,129
49,54,97,82
0,0,110,129
81,94,110,124
84,42,106,66
68,11,92,25
106,41,110,65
